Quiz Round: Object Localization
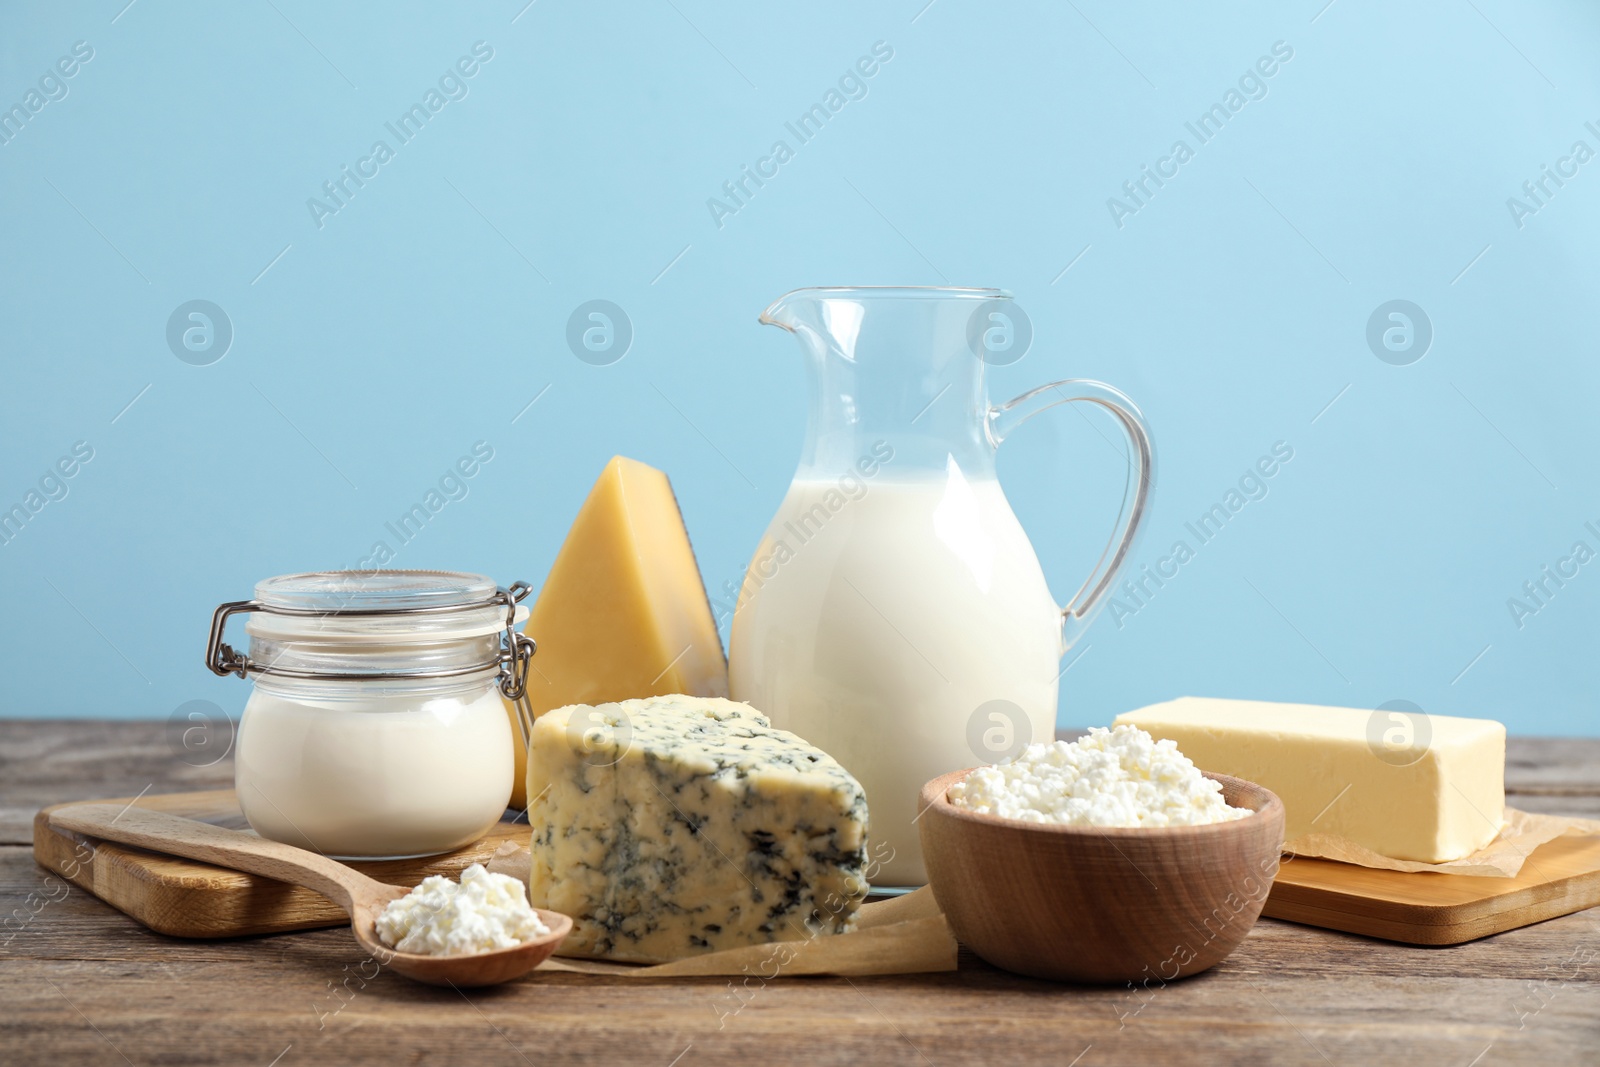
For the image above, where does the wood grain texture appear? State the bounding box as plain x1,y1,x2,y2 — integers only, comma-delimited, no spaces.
3,723,1599,1065
0,720,234,844
1267,836,1600,945
33,790,527,938
45,804,573,988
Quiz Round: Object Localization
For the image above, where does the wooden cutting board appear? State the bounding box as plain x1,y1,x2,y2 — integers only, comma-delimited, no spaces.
36,789,1600,946
33,790,526,938
1265,834,1600,945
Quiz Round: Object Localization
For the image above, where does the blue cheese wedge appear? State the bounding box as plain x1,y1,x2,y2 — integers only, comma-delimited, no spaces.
526,695,870,962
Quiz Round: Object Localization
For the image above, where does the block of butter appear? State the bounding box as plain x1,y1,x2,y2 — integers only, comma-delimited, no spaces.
1114,697,1506,863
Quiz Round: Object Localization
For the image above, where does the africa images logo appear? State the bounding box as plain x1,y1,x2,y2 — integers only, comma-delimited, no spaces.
0,40,94,147
706,41,895,229
1106,41,1294,229
166,300,234,366
306,42,495,229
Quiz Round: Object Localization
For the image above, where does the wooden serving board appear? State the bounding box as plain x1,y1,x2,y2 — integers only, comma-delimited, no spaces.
36,789,1600,947
33,790,526,938
1265,834,1600,945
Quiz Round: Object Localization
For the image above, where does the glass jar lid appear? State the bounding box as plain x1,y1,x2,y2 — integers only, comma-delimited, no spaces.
247,570,517,642
257,569,500,610
207,570,534,699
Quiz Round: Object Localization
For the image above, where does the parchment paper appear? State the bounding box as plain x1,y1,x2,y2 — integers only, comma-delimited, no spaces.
1282,807,1600,877
485,843,958,977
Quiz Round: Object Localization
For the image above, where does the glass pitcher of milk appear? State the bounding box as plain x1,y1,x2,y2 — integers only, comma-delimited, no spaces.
728,286,1154,887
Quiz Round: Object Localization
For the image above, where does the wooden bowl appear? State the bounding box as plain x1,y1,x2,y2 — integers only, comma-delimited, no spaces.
918,769,1285,983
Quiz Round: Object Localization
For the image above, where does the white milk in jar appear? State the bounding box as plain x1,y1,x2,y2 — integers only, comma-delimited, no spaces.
237,680,514,858
210,570,534,860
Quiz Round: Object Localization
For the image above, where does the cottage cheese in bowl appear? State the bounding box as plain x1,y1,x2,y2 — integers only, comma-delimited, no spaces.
947,724,1251,828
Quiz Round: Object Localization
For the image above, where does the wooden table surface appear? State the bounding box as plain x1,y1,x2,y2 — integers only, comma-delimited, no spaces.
3,722,1598,1066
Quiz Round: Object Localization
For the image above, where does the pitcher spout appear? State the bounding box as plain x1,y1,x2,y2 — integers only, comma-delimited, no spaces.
758,294,796,332
758,287,844,334
758,285,1015,478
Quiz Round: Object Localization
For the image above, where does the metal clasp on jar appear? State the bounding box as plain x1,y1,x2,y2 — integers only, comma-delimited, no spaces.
205,581,537,701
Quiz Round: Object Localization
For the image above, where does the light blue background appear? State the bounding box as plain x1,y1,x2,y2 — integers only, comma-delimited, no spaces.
1,1,1596,734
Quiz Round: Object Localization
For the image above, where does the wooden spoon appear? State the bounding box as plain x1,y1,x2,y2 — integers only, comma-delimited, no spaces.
50,803,571,987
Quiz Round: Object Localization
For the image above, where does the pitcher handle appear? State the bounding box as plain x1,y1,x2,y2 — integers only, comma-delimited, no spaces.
987,379,1155,654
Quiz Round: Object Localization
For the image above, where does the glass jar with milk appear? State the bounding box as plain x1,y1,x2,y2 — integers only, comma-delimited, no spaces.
207,570,534,859
729,287,1155,887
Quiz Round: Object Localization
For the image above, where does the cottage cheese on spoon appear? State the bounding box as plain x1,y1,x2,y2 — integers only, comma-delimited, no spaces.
948,725,1250,827
376,863,549,956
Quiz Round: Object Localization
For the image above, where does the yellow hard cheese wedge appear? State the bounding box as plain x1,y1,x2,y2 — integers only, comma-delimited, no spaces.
504,456,728,809
1115,697,1505,863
